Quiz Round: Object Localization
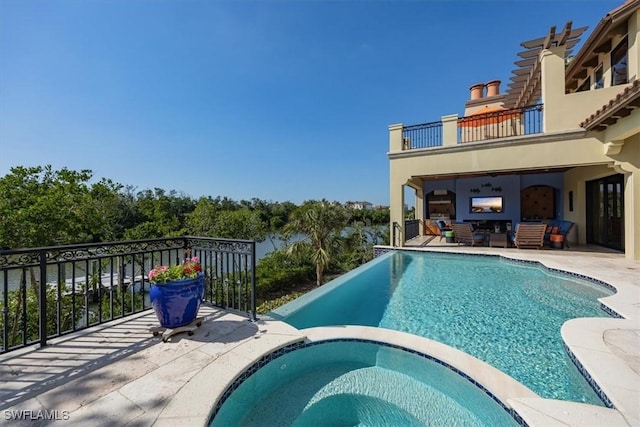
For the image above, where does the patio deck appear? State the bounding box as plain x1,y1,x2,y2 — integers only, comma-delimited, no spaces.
1,245,638,426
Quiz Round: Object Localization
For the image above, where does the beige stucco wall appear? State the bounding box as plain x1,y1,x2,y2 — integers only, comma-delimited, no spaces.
542,9,639,132
613,133,639,260
389,133,613,179
629,9,639,81
541,46,635,133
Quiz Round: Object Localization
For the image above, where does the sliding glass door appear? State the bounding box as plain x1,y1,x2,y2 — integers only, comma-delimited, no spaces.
586,174,624,251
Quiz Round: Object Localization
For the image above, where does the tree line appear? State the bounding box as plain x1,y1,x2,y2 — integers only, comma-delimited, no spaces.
0,166,390,314
0,165,389,249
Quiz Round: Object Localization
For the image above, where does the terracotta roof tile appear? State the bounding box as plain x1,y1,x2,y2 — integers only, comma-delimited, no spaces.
580,80,640,130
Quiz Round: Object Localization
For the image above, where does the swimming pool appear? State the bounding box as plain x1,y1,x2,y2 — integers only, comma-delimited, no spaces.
271,250,614,405
210,339,520,426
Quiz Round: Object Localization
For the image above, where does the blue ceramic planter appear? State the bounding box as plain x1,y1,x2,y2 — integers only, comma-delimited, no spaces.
150,274,205,328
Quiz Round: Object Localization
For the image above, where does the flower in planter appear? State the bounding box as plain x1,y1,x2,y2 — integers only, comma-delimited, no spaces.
148,257,202,284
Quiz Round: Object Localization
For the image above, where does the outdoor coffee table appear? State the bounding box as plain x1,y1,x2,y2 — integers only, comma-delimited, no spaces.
489,232,508,248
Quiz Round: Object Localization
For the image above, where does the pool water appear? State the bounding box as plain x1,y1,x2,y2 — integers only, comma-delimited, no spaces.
274,251,613,405
210,340,518,426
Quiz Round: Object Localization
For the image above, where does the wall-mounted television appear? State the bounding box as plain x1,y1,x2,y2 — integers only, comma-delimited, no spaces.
470,196,503,213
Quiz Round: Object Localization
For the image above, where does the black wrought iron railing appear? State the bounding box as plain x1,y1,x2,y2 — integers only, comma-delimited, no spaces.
391,220,421,246
457,104,543,143
402,121,443,149
0,236,256,354
392,222,401,247
404,219,420,242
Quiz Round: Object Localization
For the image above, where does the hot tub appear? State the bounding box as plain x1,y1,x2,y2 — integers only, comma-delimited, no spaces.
209,339,519,426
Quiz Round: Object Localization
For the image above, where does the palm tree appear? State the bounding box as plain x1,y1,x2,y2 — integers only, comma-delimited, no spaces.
284,200,350,286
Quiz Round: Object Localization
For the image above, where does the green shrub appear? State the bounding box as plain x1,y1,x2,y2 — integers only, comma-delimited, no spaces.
255,248,314,301
256,292,306,315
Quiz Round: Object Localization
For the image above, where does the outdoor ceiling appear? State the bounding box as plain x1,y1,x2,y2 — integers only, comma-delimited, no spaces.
414,167,572,182
503,22,587,109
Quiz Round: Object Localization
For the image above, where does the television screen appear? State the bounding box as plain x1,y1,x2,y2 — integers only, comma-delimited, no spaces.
470,196,503,213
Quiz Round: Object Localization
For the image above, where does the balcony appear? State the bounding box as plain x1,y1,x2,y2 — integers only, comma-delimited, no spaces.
399,104,543,150
0,237,257,355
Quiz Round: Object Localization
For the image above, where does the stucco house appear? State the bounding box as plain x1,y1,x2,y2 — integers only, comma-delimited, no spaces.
388,0,640,260
346,201,374,210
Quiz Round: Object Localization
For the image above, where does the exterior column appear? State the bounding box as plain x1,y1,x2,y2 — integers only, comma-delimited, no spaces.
389,123,408,246
389,179,405,247
626,168,639,260
540,45,566,132
615,156,640,260
414,189,424,235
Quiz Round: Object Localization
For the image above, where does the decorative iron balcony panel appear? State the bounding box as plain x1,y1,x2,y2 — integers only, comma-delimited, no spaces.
402,121,443,149
404,219,420,242
457,104,543,143
0,237,256,354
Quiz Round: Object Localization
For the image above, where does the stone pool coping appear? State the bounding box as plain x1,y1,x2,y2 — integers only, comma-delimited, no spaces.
163,323,627,426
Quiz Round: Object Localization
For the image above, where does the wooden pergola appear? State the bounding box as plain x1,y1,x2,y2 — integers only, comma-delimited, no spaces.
503,22,587,109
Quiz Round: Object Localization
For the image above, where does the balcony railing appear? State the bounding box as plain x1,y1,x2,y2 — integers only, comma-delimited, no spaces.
457,104,543,143
391,220,420,247
404,219,420,242
398,104,544,151
0,237,256,354
402,121,443,149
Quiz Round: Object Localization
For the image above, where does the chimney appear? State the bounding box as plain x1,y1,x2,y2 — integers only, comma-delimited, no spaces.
486,80,501,97
469,83,485,100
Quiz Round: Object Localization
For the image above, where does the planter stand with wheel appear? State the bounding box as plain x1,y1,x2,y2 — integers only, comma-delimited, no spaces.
150,316,205,342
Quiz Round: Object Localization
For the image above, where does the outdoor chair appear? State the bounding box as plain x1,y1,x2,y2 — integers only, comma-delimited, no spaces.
436,220,451,241
451,223,487,246
543,220,574,248
513,223,547,249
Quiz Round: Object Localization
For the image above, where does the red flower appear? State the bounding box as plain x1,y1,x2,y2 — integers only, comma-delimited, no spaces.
184,267,192,275
194,264,202,272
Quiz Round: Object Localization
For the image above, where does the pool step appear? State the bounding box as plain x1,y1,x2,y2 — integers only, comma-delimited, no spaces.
298,366,483,426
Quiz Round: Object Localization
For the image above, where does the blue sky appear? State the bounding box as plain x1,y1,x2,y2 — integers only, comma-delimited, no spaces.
0,0,620,206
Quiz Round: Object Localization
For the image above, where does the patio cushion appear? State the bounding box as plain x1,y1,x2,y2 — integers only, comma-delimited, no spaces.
543,220,574,248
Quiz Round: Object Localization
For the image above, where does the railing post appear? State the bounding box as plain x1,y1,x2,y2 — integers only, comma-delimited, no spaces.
392,222,397,247
183,237,191,261
2,268,7,352
441,114,459,146
392,222,403,247
251,241,256,321
389,123,404,152
39,249,47,348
